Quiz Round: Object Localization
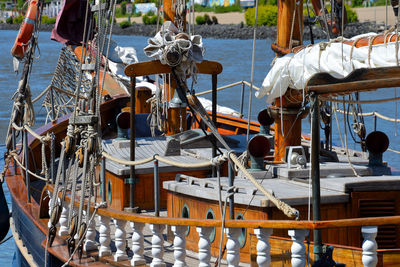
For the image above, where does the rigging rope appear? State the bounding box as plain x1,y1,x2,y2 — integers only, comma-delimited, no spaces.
246,0,259,144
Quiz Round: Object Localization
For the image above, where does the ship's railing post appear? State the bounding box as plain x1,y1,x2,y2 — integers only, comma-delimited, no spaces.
362,226,378,267
130,221,146,266
154,158,159,217
254,228,273,267
197,226,212,267
150,223,166,267
113,218,128,261
288,229,309,267
23,128,31,202
171,225,187,267
239,81,245,116
83,210,97,252
98,215,112,257
224,227,241,267
58,201,69,236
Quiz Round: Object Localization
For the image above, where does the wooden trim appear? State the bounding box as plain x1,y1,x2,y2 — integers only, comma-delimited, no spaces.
124,60,223,77
306,67,400,95
44,184,400,229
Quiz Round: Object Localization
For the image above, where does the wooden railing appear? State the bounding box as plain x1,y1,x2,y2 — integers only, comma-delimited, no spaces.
48,189,400,267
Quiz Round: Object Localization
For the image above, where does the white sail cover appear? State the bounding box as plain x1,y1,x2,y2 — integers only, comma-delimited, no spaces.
257,33,400,104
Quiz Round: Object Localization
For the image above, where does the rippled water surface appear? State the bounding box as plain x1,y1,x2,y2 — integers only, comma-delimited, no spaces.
0,30,400,264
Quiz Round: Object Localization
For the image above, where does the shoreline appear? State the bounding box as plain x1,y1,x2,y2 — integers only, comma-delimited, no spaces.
0,21,385,40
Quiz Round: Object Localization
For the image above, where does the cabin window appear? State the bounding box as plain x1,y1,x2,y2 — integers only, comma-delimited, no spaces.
236,213,246,248
108,179,112,205
206,208,216,243
181,204,190,236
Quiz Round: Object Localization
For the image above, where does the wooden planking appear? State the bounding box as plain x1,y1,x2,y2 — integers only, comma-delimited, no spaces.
306,66,400,95
124,60,223,77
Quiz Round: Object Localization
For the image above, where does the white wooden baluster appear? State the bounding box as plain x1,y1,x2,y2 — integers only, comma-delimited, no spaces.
254,228,273,267
98,215,112,257
196,226,212,267
113,218,128,261
362,226,378,267
171,225,187,267
288,229,309,267
130,222,146,266
150,224,166,267
83,210,97,251
58,202,69,236
224,228,241,267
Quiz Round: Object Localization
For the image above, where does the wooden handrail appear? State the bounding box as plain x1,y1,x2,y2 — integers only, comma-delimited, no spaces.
47,186,400,230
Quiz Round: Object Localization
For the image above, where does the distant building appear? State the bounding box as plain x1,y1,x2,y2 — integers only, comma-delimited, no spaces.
43,1,62,17
4,2,16,9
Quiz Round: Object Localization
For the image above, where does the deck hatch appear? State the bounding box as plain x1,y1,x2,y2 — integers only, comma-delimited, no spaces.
359,199,396,248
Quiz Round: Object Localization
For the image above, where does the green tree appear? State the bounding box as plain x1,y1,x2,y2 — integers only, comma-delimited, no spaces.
121,1,127,15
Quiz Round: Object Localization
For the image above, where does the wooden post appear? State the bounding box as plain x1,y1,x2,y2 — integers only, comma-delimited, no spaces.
162,0,187,136
273,0,304,162
130,76,136,209
311,94,322,260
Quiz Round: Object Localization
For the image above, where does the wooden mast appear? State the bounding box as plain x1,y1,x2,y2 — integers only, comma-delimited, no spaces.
163,0,187,135
272,0,304,162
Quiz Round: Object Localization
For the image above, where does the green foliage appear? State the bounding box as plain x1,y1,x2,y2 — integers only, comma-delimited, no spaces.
196,13,218,25
142,13,158,24
16,0,24,9
303,4,358,23
195,15,206,25
245,5,277,26
146,10,155,16
375,0,387,5
214,4,242,13
194,3,243,13
194,3,214,12
204,13,212,24
115,3,137,18
350,0,363,7
13,14,23,24
119,20,131,28
1,3,5,10
346,6,358,22
121,1,127,15
212,15,218,24
41,15,56,24
6,16,12,24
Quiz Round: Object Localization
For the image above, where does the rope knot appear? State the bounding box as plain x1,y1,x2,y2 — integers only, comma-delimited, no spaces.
211,152,228,166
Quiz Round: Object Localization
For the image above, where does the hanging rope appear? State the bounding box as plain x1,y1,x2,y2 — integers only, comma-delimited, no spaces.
246,0,260,144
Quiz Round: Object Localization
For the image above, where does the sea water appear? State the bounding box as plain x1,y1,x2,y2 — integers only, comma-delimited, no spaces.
0,30,399,264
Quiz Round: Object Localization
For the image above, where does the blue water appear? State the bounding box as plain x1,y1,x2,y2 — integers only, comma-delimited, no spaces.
0,30,400,264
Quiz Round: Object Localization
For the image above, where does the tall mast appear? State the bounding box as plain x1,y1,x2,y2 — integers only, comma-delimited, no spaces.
163,0,187,135
272,0,304,161
274,0,323,260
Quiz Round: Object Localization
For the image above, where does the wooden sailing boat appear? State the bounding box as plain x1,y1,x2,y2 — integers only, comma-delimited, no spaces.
3,0,400,266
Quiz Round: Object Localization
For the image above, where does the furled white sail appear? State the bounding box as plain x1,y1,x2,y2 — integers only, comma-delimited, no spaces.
257,33,400,103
